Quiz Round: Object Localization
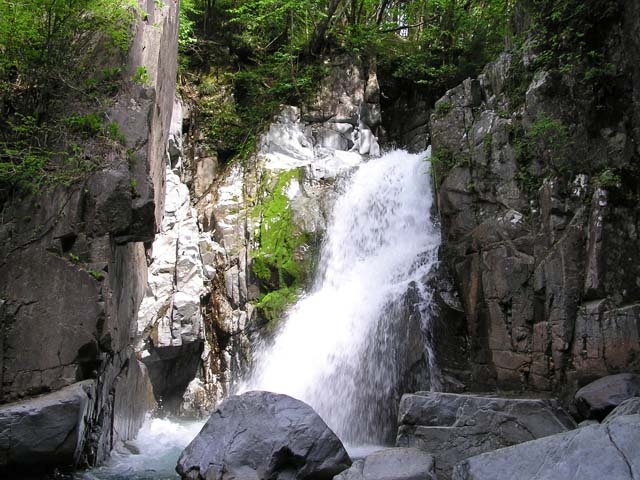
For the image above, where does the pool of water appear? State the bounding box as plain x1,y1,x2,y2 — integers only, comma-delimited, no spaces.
78,417,204,480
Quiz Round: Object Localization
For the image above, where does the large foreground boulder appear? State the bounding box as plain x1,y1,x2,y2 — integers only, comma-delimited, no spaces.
0,381,93,472
176,391,351,480
575,373,640,420
335,448,436,480
452,414,640,479
396,392,575,479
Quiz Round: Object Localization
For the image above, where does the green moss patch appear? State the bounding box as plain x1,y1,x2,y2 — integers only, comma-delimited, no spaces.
251,168,311,326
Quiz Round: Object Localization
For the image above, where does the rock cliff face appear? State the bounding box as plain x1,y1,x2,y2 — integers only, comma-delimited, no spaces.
0,1,178,471
145,57,385,415
428,0,640,400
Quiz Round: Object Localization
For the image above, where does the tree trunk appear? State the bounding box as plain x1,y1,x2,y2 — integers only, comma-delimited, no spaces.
309,0,343,55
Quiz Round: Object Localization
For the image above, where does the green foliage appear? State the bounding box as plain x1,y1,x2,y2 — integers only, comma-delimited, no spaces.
87,269,106,281
516,114,570,168
430,147,462,180
251,169,309,323
0,151,48,194
0,113,118,195
503,51,531,107
106,121,127,145
515,0,624,117
0,0,137,196
0,0,136,115
66,114,103,136
252,169,308,286
525,0,620,72
189,56,325,162
130,179,139,197
593,169,621,189
178,0,514,166
178,0,200,52
255,287,298,328
435,101,453,116
196,75,246,160
133,66,151,86
514,165,543,195
483,133,493,159
513,114,572,193
377,0,515,97
0,114,49,193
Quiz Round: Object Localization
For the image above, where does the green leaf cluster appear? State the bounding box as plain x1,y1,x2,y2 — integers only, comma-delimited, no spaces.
132,66,151,86
0,1,137,197
0,113,126,195
505,0,624,107
376,0,515,94
0,0,136,116
514,114,572,193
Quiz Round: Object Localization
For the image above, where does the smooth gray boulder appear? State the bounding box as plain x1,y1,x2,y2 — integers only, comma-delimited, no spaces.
396,392,575,479
176,391,351,480
335,448,436,480
575,373,640,420
0,381,93,471
452,414,640,479
604,397,640,423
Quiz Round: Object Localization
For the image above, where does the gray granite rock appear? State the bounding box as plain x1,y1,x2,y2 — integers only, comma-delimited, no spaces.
335,448,435,480
427,2,640,395
604,397,640,423
452,414,640,480
396,392,575,479
176,391,351,480
575,373,640,420
0,1,178,470
0,381,93,471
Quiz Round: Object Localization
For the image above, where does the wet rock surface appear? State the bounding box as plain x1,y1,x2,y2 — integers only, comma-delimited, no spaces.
335,448,436,480
604,397,640,423
396,392,575,479
176,391,351,480
452,414,640,480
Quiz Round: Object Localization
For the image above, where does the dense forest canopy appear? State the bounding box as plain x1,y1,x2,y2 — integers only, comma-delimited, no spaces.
0,0,138,194
180,0,514,92
4,0,619,194
176,0,514,162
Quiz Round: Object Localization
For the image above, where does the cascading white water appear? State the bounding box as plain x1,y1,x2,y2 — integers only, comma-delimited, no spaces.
241,149,441,445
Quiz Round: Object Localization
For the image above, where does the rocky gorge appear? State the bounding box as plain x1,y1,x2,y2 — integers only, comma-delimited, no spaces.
1,0,178,472
0,0,639,478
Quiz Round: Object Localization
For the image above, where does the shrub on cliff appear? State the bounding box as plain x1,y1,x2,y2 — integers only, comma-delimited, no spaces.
0,0,139,196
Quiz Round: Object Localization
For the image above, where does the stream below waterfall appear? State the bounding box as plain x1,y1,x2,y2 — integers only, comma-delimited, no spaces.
83,149,439,478
78,417,203,480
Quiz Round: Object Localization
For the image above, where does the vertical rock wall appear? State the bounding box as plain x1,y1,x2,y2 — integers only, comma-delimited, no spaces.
0,0,178,472
428,1,640,399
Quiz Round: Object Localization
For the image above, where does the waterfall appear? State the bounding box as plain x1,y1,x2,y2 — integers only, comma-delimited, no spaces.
241,149,441,445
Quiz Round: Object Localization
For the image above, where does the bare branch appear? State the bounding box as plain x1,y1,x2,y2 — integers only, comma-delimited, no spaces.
379,21,425,33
